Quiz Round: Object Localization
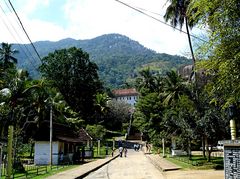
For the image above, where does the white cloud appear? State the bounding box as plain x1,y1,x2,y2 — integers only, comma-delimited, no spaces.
0,0,198,55
62,0,190,55
14,0,49,17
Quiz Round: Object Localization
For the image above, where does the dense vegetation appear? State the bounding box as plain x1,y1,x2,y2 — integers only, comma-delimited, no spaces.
0,0,239,171
13,33,191,88
132,0,240,162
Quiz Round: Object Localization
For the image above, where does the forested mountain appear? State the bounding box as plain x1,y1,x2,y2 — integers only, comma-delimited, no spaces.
13,33,191,88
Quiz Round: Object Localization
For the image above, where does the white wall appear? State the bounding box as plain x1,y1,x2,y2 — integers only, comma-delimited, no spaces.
34,141,59,165
116,95,138,106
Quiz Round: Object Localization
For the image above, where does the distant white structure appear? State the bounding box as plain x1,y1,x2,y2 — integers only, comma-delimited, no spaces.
112,88,139,106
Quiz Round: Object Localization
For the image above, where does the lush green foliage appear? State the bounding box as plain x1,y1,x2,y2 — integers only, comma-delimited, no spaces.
39,47,103,121
133,67,229,160
134,0,239,161
13,34,191,88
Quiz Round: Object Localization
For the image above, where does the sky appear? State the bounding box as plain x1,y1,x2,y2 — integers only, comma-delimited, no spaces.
0,0,203,56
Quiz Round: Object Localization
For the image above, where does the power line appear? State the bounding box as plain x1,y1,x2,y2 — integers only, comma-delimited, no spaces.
8,0,42,62
114,0,207,43
0,1,40,70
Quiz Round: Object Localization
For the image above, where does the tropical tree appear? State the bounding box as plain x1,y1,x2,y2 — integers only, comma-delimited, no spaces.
39,47,103,122
188,0,240,107
162,70,190,106
104,100,131,132
93,92,110,124
0,42,18,69
164,0,196,73
135,68,158,95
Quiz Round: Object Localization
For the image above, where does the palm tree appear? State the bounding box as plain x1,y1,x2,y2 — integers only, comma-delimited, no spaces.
136,68,157,95
0,42,18,69
163,70,189,106
94,92,110,124
164,0,195,73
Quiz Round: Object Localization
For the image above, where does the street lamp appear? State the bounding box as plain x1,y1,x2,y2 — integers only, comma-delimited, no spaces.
228,105,237,140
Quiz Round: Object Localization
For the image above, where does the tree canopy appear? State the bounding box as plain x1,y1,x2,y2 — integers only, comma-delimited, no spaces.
39,47,103,121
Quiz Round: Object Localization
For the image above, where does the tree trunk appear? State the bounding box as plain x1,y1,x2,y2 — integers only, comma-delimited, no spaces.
188,137,192,159
185,17,196,66
185,17,196,82
30,142,34,158
202,136,206,158
205,137,211,162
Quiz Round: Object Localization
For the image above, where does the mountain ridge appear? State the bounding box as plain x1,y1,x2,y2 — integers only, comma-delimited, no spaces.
12,33,191,88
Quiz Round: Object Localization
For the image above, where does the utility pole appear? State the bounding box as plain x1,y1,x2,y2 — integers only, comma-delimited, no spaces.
49,105,53,166
7,126,13,179
0,144,2,178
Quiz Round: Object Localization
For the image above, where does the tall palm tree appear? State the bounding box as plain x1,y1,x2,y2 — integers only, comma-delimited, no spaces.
0,42,18,69
164,0,196,73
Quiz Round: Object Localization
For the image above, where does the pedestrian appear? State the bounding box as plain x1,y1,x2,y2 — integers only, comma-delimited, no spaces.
59,151,64,164
136,144,140,151
124,147,127,157
111,147,114,157
146,143,149,153
119,146,123,157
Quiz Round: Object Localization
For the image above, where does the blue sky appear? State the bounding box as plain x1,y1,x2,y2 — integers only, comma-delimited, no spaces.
27,0,67,28
0,0,204,56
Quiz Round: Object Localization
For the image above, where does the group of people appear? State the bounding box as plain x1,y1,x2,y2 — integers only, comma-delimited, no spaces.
133,143,141,151
119,146,127,157
145,143,152,153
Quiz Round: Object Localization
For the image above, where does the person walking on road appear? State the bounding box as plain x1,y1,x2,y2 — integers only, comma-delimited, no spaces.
124,147,127,157
119,146,123,157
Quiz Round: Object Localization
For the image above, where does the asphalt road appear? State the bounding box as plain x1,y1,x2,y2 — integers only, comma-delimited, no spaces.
84,149,164,179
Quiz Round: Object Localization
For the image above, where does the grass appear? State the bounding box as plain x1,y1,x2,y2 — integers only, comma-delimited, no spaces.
1,165,79,179
1,146,112,179
93,146,112,158
31,165,79,179
166,155,224,170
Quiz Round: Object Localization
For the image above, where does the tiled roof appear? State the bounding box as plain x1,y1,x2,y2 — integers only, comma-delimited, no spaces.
34,121,92,143
112,88,138,97
78,128,93,141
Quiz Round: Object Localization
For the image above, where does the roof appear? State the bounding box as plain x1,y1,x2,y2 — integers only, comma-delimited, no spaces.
56,136,83,143
78,128,93,141
112,88,138,97
34,121,87,144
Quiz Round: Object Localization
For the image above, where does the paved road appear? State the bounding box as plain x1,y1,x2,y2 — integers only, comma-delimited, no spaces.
84,149,164,179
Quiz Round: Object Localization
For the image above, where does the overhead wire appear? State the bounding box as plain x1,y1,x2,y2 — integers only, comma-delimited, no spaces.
114,0,208,43
8,0,42,62
0,1,40,71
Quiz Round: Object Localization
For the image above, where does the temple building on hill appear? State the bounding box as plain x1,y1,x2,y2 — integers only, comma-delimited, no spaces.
112,88,139,106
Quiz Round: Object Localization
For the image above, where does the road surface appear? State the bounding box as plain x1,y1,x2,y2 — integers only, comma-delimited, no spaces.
84,149,164,179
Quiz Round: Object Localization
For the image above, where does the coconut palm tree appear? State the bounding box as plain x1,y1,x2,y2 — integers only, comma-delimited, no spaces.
0,42,18,69
164,0,195,71
135,68,157,95
162,70,190,106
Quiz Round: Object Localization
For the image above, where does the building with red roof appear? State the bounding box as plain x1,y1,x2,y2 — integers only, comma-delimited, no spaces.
112,88,139,106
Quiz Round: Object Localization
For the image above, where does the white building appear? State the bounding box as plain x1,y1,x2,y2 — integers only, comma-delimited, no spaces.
112,88,139,106
34,122,93,165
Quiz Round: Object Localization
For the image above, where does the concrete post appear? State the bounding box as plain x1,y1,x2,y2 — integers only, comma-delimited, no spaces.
0,145,2,178
7,125,13,179
230,119,236,140
162,138,165,158
49,105,53,166
97,140,100,156
112,138,115,150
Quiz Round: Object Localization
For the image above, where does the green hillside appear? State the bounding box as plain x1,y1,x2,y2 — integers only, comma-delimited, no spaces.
13,33,191,88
